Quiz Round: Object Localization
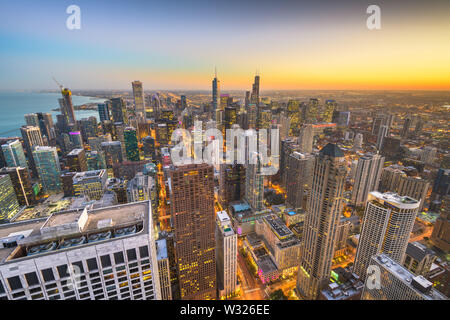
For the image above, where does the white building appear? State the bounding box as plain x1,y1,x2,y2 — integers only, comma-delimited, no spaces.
0,201,161,300
353,191,420,281
351,153,384,206
215,210,237,299
362,254,447,300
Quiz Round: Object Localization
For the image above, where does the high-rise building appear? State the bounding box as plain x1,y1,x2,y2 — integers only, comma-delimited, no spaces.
72,169,108,200
59,87,76,124
431,195,450,252
1,140,27,168
403,241,437,276
24,113,40,127
212,70,220,111
245,152,264,211
361,254,447,300
66,148,88,172
0,201,162,300
127,172,153,203
420,146,437,165
351,153,385,206
155,238,172,300
69,131,83,149
219,162,245,208
124,127,140,162
61,171,76,197
132,81,145,116
97,102,111,122
216,211,238,299
401,116,412,139
0,167,35,206
297,143,346,299
32,146,61,193
353,191,420,281
110,97,128,124
85,150,106,171
0,174,20,221
376,125,389,149
250,74,260,106
169,164,216,300
298,124,314,154
20,125,45,176
286,152,314,210
353,133,363,150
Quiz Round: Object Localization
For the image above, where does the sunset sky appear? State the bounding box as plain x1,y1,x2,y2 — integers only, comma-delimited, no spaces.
1,0,450,90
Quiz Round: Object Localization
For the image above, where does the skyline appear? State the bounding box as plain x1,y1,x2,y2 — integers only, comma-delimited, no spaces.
0,0,449,91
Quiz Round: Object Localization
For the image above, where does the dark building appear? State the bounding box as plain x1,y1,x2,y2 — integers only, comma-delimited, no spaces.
433,169,450,198
61,171,76,197
66,148,88,172
219,162,245,208
0,167,36,206
110,97,128,124
113,160,147,181
431,195,450,253
169,164,216,300
107,178,128,204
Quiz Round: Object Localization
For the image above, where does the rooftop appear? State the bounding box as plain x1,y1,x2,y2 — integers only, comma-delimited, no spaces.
320,143,344,158
369,191,420,210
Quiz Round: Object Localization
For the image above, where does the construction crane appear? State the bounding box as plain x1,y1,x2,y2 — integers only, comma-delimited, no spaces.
52,77,63,91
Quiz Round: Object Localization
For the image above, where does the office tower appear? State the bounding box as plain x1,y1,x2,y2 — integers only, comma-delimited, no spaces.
68,131,83,149
322,100,336,122
88,134,112,152
101,141,123,169
401,116,412,138
286,152,314,210
298,124,314,154
66,148,88,172
250,74,260,105
420,146,437,165
0,167,35,206
20,125,45,175
85,151,106,171
353,192,420,281
431,195,450,252
0,201,161,300
127,172,153,202
110,97,128,124
142,136,156,161
433,168,450,198
414,117,424,136
78,117,98,142
376,125,389,149
169,164,216,300
361,254,447,300
124,127,140,162
353,133,363,150
58,87,76,124
0,174,20,221
304,98,319,124
212,69,220,111
351,153,385,206
72,169,108,200
156,238,172,300
98,102,111,122
224,106,237,131
132,81,145,116
216,211,238,299
397,176,430,211
61,171,76,197
334,217,352,258
219,162,245,208
403,242,436,276
32,146,62,193
24,113,40,127
380,136,402,160
245,152,264,211
279,138,298,188
1,140,27,168
297,144,346,300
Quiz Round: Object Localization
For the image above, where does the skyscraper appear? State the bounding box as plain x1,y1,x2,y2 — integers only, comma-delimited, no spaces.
59,87,76,124
98,102,111,122
0,174,20,221
245,152,264,211
353,191,420,281
430,195,450,253
101,141,123,168
298,124,314,154
286,152,314,210
110,97,128,124
1,140,27,168
250,74,260,105
124,127,140,161
376,125,389,149
0,167,35,206
169,164,216,300
351,153,385,206
66,148,88,172
219,162,245,208
132,81,145,116
216,210,238,299
72,169,108,200
297,143,346,299
20,125,45,176
212,69,220,111
32,146,62,193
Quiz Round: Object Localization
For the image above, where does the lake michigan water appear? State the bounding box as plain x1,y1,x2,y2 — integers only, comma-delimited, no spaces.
0,92,106,137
